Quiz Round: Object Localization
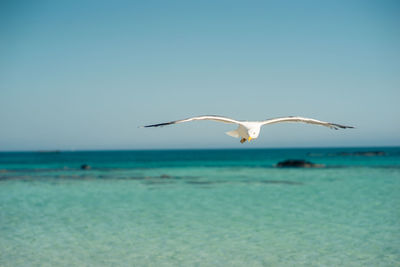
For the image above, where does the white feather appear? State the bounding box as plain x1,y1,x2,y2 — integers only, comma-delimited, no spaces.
225,129,240,138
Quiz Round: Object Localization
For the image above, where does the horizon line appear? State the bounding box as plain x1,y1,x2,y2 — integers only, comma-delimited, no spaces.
1,145,399,153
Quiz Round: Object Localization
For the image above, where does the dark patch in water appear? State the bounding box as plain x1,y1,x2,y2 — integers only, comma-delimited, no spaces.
80,164,91,170
308,150,388,157
334,151,387,156
143,180,176,185
184,180,303,186
276,159,324,168
258,180,303,185
185,181,224,185
0,175,31,182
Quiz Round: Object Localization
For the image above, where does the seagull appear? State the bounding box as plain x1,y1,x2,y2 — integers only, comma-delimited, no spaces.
142,115,354,143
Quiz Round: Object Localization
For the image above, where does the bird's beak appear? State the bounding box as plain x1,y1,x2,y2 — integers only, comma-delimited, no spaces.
248,137,252,141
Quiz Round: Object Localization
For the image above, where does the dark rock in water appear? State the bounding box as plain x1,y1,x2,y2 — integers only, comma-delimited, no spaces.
80,164,91,170
276,159,324,168
160,174,171,179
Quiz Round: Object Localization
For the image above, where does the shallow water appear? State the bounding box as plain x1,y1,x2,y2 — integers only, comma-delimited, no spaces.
1,148,399,266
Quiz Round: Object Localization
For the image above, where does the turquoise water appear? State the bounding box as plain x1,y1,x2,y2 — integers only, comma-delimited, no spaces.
1,148,399,266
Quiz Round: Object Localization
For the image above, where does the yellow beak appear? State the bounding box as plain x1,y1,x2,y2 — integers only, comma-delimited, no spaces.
248,137,252,141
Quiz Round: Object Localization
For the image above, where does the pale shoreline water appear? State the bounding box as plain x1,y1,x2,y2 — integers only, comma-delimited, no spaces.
1,147,399,266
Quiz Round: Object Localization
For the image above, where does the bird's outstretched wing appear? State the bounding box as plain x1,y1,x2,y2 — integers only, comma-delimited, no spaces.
142,115,241,128
259,116,354,130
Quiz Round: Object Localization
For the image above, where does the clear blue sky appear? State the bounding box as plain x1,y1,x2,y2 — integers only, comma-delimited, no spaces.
1,0,399,150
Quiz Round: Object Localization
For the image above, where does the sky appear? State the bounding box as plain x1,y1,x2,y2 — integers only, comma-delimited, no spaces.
0,0,399,151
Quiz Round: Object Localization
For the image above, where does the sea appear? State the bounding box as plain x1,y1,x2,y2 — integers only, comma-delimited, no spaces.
0,147,399,266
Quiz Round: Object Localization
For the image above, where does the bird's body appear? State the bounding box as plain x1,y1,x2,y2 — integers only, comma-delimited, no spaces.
142,115,354,143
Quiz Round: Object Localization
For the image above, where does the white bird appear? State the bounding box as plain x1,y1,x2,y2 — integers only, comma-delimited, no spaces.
142,115,354,143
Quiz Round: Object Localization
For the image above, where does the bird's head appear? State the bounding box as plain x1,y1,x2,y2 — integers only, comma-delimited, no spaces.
247,127,260,141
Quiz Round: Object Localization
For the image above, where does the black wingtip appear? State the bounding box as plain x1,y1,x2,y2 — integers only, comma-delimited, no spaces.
331,123,355,129
142,121,176,128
